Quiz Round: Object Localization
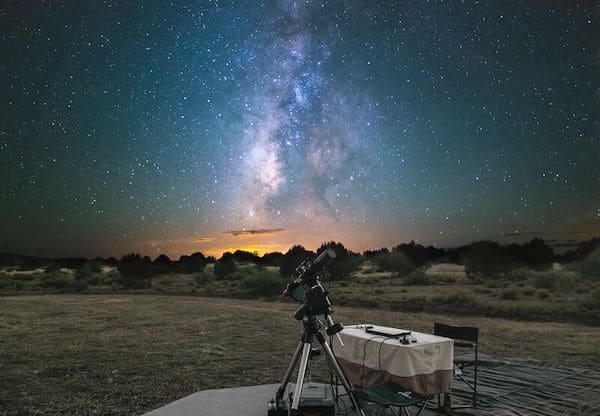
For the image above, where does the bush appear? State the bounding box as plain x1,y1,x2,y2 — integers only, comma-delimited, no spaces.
239,269,283,296
75,263,94,281
403,269,436,285
178,252,208,274
572,248,600,280
432,292,477,307
463,241,513,278
117,253,153,289
374,251,414,276
42,272,76,290
500,288,520,300
533,271,569,291
579,289,600,310
214,254,237,279
193,272,213,287
502,268,531,282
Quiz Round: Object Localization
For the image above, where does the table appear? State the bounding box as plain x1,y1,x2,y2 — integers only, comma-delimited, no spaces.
331,324,454,396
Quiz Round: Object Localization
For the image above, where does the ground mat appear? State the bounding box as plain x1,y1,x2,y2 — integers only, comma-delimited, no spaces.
447,355,600,416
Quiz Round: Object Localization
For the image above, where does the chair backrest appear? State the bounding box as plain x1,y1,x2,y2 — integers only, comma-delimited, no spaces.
434,323,478,344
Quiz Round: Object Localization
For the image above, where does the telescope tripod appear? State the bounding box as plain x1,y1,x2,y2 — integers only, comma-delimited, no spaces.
275,314,365,416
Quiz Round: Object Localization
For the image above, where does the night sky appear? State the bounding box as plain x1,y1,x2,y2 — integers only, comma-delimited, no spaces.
1,1,598,258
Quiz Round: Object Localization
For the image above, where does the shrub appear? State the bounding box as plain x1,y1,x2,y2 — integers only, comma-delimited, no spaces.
462,241,513,278
178,252,208,274
572,248,600,280
533,271,568,291
579,289,600,310
214,254,237,279
500,288,520,300
403,269,436,285
42,272,76,290
117,253,153,289
502,268,531,282
239,269,283,296
75,263,94,281
193,272,213,287
373,251,414,276
432,292,477,307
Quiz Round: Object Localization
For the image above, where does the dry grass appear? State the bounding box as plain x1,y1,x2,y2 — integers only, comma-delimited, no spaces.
1,294,599,415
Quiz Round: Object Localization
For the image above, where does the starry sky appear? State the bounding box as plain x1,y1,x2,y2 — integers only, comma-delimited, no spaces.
1,1,598,258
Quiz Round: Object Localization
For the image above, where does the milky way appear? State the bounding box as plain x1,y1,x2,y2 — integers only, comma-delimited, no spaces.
0,1,598,257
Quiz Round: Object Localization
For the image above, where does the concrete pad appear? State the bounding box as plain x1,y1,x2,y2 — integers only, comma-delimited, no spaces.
143,384,280,416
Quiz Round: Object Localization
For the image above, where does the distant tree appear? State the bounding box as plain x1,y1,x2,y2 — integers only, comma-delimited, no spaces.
373,251,414,275
462,241,512,278
178,253,207,273
117,253,153,289
153,254,175,273
363,248,389,260
105,257,119,267
279,245,312,278
232,250,260,264
214,252,237,279
517,238,553,268
393,241,430,266
562,237,600,263
258,252,284,267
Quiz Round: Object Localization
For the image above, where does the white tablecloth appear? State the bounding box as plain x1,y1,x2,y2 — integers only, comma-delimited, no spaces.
332,324,454,396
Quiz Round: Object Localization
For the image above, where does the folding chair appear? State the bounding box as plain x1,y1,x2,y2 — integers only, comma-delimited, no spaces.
433,323,479,409
356,384,429,416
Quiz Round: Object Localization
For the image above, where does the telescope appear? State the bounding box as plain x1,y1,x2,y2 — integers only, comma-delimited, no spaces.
271,248,365,416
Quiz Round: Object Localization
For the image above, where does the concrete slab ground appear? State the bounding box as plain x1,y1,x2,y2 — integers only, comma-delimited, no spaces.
143,384,281,416
142,383,438,416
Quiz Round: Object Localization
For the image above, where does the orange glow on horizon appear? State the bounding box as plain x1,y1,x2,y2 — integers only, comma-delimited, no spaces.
203,243,292,257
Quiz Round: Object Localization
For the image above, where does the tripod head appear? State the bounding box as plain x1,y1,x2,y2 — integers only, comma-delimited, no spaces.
283,247,345,344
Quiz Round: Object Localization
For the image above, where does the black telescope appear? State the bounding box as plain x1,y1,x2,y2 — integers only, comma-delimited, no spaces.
273,247,366,416
295,247,336,282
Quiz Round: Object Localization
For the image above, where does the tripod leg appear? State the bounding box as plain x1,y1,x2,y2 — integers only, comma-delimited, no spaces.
276,340,304,402
318,334,366,416
290,342,312,414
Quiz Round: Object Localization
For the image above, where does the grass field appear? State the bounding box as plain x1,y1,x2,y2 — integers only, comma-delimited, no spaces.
3,260,599,326
2,294,600,415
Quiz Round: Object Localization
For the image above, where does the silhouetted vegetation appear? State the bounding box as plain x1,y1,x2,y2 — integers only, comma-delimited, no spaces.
117,253,153,289
257,251,284,267
177,252,208,273
362,247,389,259
214,252,237,279
561,237,600,263
231,250,260,264
279,245,312,278
317,241,361,280
571,247,600,280
392,241,446,266
239,268,282,296
373,251,415,275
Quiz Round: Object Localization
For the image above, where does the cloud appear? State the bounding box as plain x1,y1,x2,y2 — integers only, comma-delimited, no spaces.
223,228,285,237
501,231,543,237
194,236,215,244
